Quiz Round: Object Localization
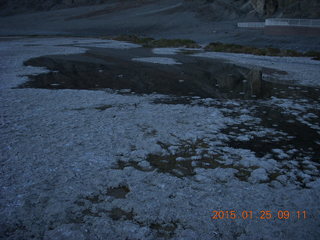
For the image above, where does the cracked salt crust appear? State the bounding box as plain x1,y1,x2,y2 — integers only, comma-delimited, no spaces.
0,37,320,239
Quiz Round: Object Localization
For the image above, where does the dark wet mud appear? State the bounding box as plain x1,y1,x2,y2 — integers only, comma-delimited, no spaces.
106,186,130,199
19,47,320,100
223,105,320,161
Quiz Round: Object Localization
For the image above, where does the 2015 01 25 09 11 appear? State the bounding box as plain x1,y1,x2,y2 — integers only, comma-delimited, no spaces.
211,210,308,220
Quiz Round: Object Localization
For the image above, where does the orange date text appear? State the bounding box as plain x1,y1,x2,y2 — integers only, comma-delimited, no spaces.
211,210,308,220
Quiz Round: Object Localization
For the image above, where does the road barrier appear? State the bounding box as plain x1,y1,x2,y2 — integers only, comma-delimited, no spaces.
238,18,320,35
265,18,320,28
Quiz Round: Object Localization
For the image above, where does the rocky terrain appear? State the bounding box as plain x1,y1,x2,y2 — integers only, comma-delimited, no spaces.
250,0,320,18
1,0,319,18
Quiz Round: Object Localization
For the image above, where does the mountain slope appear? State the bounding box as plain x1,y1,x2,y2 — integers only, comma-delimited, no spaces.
250,0,320,18
0,0,319,18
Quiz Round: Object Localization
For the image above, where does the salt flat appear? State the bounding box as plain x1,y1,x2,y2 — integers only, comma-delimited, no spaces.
0,37,319,240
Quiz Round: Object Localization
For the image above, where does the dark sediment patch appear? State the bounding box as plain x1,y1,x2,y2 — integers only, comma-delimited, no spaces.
150,221,177,239
69,190,134,224
18,47,319,101
17,47,273,99
84,194,104,204
152,96,195,105
222,104,320,163
94,104,112,111
114,139,262,181
106,185,130,199
113,160,154,172
204,42,320,60
109,207,135,221
108,35,200,48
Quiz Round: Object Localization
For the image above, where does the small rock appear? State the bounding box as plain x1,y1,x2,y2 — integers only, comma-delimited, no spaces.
306,179,320,189
138,160,151,168
249,168,269,183
277,175,288,184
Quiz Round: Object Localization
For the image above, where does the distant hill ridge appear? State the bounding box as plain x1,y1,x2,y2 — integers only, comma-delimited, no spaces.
0,0,109,15
249,0,320,18
0,0,319,18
